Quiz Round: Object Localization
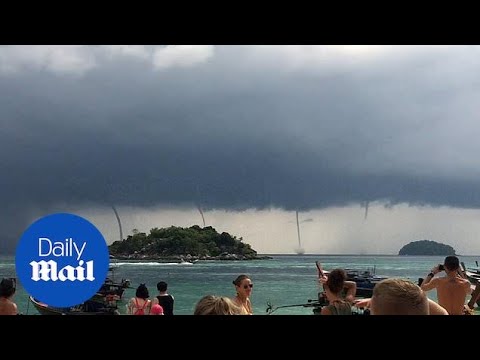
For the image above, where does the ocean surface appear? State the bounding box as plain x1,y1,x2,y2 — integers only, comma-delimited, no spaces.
1,254,479,315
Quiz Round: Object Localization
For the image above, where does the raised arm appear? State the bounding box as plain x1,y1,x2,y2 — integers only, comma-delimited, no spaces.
316,261,325,278
353,298,371,309
420,265,440,291
468,283,480,309
421,277,439,292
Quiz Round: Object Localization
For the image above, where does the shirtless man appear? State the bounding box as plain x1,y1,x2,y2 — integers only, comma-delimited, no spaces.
0,278,18,315
420,256,471,315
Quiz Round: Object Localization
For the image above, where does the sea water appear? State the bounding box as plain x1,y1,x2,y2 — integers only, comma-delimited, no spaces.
1,254,478,315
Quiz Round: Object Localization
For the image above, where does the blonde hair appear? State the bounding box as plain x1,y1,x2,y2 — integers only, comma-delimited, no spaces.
371,278,428,315
194,295,244,315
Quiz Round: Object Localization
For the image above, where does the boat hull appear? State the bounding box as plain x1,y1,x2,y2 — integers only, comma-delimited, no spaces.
30,296,119,315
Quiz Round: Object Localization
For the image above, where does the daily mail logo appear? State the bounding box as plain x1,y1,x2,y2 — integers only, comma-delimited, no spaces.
16,213,109,307
31,238,94,282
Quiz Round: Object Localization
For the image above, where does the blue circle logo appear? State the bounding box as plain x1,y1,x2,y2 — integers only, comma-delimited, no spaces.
15,213,109,307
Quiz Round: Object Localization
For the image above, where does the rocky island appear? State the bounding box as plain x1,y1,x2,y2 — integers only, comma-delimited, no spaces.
398,240,456,256
108,225,271,261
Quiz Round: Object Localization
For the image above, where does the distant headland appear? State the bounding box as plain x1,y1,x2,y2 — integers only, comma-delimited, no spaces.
108,225,271,261
398,240,456,256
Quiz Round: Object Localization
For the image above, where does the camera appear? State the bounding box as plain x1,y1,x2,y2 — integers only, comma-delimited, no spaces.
438,264,445,271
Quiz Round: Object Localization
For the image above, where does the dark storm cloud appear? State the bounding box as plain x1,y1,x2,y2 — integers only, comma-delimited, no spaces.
2,45,480,252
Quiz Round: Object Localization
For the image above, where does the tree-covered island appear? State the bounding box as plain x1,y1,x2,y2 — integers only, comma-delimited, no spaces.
108,225,271,261
398,240,456,256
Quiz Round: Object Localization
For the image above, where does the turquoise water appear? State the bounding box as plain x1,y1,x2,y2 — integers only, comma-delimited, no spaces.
1,254,479,315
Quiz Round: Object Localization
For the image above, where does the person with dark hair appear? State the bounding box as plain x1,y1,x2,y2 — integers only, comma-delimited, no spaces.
420,255,471,315
194,295,243,315
126,283,151,315
232,274,253,315
319,269,355,315
152,281,174,315
0,278,18,315
316,262,357,300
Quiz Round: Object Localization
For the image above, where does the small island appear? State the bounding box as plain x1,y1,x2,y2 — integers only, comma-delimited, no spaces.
398,240,456,256
108,225,271,261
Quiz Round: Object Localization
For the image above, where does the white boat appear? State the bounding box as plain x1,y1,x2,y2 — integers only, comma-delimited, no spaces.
178,259,196,265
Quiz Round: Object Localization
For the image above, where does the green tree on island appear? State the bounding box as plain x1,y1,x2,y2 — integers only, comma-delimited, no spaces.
398,240,456,256
109,225,259,259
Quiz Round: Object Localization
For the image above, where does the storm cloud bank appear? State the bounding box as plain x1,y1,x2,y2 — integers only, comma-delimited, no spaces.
2,45,480,253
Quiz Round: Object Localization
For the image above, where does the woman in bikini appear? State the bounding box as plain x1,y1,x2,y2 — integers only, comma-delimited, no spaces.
232,274,253,315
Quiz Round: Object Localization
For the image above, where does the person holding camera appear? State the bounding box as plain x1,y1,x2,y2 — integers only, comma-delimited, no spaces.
420,256,471,315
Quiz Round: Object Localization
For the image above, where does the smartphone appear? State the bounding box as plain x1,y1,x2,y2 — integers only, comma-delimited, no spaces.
438,264,445,271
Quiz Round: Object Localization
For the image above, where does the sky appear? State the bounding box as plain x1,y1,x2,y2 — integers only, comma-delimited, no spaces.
1,45,480,255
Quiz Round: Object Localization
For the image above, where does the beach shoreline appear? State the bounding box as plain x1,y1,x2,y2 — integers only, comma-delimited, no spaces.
110,254,273,262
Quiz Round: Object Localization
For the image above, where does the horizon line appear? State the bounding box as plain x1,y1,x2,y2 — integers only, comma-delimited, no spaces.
259,253,475,257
